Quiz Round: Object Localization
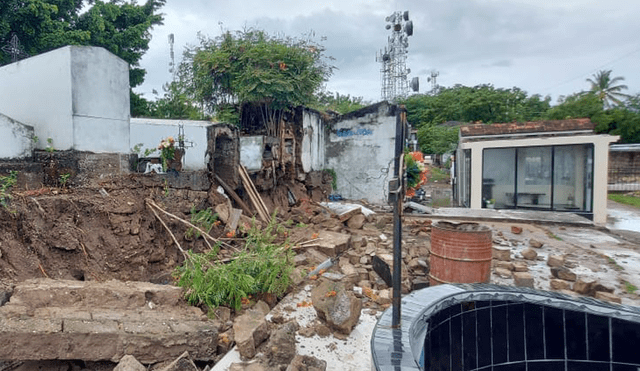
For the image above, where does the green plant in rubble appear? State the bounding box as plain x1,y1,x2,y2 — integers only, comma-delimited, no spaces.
174,213,294,311
625,281,638,294
185,207,218,239
59,173,71,188
0,171,18,208
323,168,337,191
45,137,55,153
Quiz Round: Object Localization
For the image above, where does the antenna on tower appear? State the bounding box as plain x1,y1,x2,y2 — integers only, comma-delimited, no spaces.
168,33,175,81
427,70,439,94
376,11,418,102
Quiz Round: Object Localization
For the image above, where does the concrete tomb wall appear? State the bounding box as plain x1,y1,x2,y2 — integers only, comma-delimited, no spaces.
0,46,129,153
0,113,34,159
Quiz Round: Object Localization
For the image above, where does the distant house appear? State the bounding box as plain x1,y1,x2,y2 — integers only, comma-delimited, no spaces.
453,119,619,225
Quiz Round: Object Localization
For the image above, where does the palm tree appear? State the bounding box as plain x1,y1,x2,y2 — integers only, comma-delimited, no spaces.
586,70,630,108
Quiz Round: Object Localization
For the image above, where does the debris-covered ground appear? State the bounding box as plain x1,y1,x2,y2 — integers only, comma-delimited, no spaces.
0,171,639,371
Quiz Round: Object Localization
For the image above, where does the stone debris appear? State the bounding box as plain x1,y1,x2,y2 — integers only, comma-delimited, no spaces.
550,266,577,282
494,267,512,279
233,308,270,360
286,355,327,371
114,355,146,371
513,272,534,288
521,248,538,260
492,246,511,261
595,291,622,304
547,255,565,268
549,279,571,291
573,278,596,295
157,351,199,371
529,238,544,248
511,226,523,234
311,280,362,335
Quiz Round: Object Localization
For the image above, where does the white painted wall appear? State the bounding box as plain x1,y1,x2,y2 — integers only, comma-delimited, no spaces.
0,46,129,153
301,109,326,172
324,103,397,204
458,134,619,225
130,118,214,171
240,136,264,172
0,113,34,159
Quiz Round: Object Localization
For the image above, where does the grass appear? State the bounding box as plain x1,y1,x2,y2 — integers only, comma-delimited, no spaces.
607,256,624,271
625,281,638,294
429,167,449,183
608,193,640,208
546,231,563,241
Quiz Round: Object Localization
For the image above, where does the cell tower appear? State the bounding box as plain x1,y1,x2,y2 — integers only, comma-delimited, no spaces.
376,11,419,102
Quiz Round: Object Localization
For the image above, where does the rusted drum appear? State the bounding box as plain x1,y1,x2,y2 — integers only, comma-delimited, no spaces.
428,221,492,286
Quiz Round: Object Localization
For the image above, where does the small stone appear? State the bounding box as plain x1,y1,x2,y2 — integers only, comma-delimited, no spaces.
212,306,231,322
492,247,511,261
315,324,331,337
494,268,512,278
593,283,615,294
547,255,565,268
511,226,523,234
376,289,392,305
513,272,534,288
359,256,370,265
346,214,366,229
513,262,529,272
550,267,576,282
114,355,146,371
529,239,544,248
298,326,316,337
573,278,596,295
496,261,515,271
233,309,269,359
550,279,571,291
595,291,622,304
521,248,538,260
265,321,299,366
361,237,368,247
287,355,327,371
311,281,362,334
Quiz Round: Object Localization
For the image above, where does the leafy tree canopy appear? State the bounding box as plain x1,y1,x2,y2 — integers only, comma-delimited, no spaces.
586,69,630,108
311,91,369,114
0,0,166,89
175,29,334,125
403,84,550,129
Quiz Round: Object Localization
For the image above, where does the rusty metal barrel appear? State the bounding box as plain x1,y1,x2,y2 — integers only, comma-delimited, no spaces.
428,221,492,286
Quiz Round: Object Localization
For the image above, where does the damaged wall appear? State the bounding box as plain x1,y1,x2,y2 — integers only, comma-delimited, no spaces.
0,46,129,153
301,108,326,173
207,125,240,189
0,113,34,159
324,102,399,204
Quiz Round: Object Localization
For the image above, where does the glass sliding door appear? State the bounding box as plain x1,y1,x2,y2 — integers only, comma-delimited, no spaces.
553,144,593,212
482,148,515,208
515,147,552,209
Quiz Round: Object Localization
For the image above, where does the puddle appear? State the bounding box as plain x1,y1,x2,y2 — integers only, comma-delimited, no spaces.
608,208,640,233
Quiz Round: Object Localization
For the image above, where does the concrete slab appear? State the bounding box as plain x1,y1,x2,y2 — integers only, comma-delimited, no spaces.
0,279,218,363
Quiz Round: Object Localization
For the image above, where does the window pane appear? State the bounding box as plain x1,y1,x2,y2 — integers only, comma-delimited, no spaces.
553,145,589,211
516,147,552,209
483,148,515,208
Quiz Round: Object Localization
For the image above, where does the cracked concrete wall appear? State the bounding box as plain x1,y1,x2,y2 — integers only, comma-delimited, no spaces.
0,113,34,159
324,102,398,204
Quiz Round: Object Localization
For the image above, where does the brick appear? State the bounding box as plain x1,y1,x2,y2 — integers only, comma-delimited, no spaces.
513,272,534,288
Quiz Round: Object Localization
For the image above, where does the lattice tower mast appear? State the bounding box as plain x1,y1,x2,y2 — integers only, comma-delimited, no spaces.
376,11,415,102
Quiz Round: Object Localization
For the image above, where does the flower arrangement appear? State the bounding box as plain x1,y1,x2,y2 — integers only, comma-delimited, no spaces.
157,136,176,171
405,151,428,198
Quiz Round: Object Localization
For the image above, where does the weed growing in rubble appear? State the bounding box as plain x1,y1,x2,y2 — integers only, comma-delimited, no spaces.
607,256,624,271
625,281,638,294
0,171,18,208
45,137,55,153
174,214,294,310
59,173,71,188
323,168,337,190
185,207,218,239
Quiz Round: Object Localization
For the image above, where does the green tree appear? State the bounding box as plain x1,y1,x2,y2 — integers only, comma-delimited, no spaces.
312,91,368,114
545,92,604,120
417,125,459,155
176,29,334,126
0,0,166,113
586,69,630,108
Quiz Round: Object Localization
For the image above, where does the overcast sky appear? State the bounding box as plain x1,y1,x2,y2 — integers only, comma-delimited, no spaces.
135,0,640,104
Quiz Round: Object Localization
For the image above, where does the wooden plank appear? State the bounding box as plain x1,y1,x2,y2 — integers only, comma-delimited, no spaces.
240,165,270,220
238,166,269,222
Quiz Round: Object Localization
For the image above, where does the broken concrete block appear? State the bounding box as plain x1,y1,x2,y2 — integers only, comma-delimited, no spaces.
311,281,361,335
513,272,534,288
550,279,571,291
511,226,523,234
494,268,512,279
158,351,198,371
114,355,146,371
595,291,622,304
314,231,351,257
229,362,267,371
346,214,366,229
573,278,596,295
529,239,544,248
233,309,269,360
547,255,565,268
265,321,299,366
492,247,511,261
495,261,515,271
513,262,529,272
550,267,577,282
340,264,360,284
593,283,615,294
521,248,538,260
286,354,327,371
377,289,392,305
